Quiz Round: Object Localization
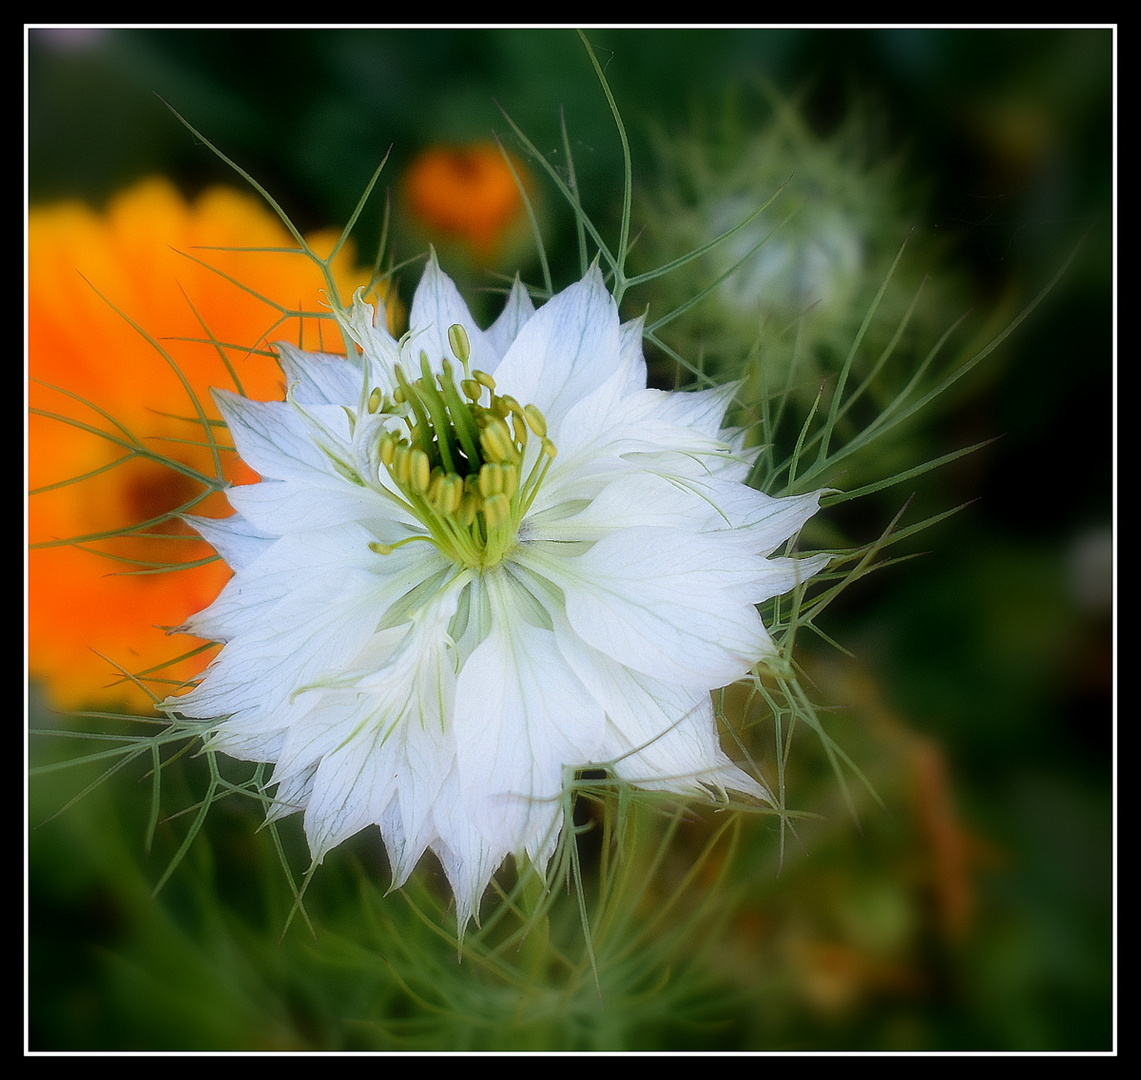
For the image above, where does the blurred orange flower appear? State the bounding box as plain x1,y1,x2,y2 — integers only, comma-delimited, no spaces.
28,177,376,712
402,143,533,264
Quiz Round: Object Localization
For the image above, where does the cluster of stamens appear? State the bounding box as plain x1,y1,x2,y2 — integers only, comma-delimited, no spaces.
369,324,556,569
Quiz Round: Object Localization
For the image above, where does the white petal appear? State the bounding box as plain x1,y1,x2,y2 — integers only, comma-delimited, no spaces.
484,277,536,360
429,770,506,927
226,474,407,537
491,265,622,427
303,707,396,857
182,512,273,573
615,312,650,393
518,528,778,687
182,523,372,640
214,390,332,481
407,253,495,373
542,476,825,556
382,719,455,888
167,535,449,734
274,341,363,407
452,570,606,864
542,378,737,491
293,576,464,861
632,381,738,438
551,616,769,801
335,290,402,382
750,551,833,603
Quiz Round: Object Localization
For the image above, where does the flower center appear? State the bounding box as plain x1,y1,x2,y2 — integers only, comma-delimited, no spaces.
370,324,556,569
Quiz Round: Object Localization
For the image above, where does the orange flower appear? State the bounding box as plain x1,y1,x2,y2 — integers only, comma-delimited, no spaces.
402,143,532,263
28,177,376,712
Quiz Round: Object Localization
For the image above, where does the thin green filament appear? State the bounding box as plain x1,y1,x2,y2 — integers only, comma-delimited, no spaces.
373,326,556,569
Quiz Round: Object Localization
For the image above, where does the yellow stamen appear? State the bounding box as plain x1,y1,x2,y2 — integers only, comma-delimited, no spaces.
523,404,547,438
482,492,511,530
368,358,555,569
448,323,471,366
409,448,431,493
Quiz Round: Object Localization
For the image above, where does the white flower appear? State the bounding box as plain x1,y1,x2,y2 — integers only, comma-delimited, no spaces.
162,257,829,926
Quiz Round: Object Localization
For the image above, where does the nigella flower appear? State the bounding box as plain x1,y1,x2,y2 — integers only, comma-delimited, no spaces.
162,257,830,925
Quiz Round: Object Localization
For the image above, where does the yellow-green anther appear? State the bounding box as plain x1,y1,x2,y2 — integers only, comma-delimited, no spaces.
448,323,471,365
379,431,397,467
482,492,510,529
457,491,478,527
440,474,463,516
410,448,431,492
392,442,412,486
478,462,502,498
393,385,406,404
368,534,435,557
523,404,547,438
367,366,555,569
480,418,515,463
501,463,520,501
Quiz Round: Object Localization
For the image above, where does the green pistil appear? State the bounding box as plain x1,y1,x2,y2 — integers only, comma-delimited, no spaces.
373,325,556,569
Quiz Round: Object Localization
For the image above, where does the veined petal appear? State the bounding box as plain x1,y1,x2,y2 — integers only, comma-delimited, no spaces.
300,701,401,857
615,312,650,394
452,570,606,864
542,375,737,489
274,341,363,407
750,551,833,603
168,533,448,731
542,475,825,555
280,574,465,861
491,264,622,427
518,528,778,687
407,252,495,372
213,389,332,481
429,769,507,927
335,290,401,382
630,380,740,440
484,276,536,360
226,473,410,537
213,528,447,643
182,511,274,573
551,613,770,801
381,725,454,890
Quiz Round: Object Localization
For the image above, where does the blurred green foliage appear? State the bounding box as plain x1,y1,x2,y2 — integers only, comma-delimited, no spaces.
27,27,1113,1052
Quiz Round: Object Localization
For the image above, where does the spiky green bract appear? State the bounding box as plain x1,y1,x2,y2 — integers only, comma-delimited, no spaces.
631,83,949,386
158,255,829,928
